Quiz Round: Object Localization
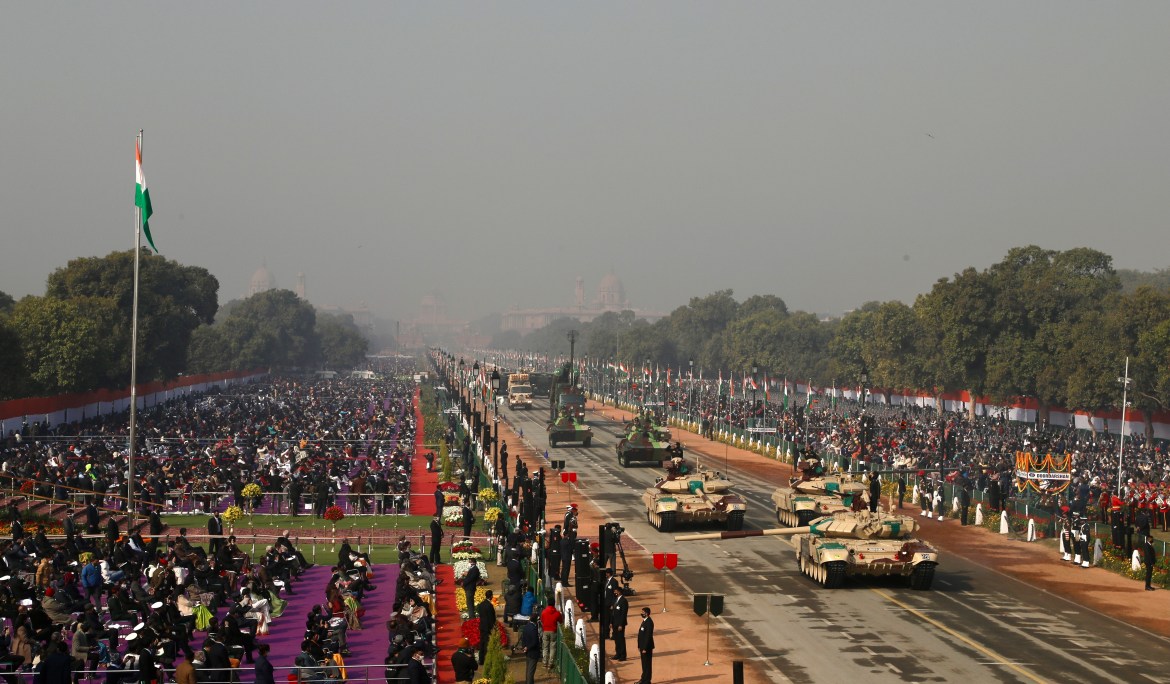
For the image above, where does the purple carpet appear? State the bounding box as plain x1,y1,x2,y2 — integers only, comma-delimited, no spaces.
252,564,400,678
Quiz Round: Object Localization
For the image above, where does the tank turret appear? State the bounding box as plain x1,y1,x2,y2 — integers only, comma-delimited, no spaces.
675,510,939,590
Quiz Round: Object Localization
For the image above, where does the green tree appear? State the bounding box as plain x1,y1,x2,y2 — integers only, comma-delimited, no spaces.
185,325,232,374
669,290,739,370
317,313,369,369
0,291,14,316
9,296,119,394
0,315,28,399
481,627,508,684
44,250,219,382
218,289,320,370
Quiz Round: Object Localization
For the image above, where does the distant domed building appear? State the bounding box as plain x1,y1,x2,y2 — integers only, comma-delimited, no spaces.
249,263,276,296
596,272,627,309
500,273,661,333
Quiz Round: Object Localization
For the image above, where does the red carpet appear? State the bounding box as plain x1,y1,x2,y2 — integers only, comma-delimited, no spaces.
433,563,459,683
411,387,440,516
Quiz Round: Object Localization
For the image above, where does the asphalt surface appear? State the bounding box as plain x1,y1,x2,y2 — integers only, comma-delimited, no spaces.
504,399,1170,683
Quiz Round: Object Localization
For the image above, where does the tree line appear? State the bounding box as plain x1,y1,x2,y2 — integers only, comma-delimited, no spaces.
493,246,1170,429
0,250,368,400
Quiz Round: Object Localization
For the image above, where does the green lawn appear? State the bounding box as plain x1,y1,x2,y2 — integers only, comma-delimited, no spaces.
158,513,474,566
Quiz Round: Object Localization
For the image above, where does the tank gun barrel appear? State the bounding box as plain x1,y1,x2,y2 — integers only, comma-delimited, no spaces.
675,526,809,542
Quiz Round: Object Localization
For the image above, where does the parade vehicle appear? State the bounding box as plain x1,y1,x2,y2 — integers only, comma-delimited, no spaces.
547,363,593,447
507,372,534,410
676,509,940,589
643,458,746,532
772,458,868,526
615,409,676,467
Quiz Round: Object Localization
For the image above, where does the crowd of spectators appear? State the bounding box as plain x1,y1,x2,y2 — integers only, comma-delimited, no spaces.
611,382,1170,510
0,364,423,683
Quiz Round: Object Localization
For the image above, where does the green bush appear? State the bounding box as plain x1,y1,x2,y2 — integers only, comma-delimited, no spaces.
482,626,509,684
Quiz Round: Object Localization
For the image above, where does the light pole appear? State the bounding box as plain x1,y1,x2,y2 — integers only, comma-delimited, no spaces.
490,369,501,477
1117,357,1131,495
689,358,695,423
750,364,759,430
859,366,869,408
646,358,652,410
458,357,466,418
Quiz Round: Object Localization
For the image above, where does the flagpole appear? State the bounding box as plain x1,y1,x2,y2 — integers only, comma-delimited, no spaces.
128,129,143,529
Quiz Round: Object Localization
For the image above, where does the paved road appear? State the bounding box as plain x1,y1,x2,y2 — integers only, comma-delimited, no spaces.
505,399,1170,683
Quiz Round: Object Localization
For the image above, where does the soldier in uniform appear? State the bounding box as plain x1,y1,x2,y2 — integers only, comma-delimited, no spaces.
1143,534,1157,591
1078,514,1092,568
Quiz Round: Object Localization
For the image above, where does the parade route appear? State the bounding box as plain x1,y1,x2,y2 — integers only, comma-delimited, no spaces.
484,397,1170,683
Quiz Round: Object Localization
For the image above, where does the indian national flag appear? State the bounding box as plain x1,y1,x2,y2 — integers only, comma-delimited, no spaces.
135,139,157,252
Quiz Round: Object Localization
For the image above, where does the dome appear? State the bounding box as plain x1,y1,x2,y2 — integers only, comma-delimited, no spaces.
250,264,276,296
596,272,626,308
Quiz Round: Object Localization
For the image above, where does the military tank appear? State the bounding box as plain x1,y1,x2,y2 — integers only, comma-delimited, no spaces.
643,462,746,533
771,472,868,526
675,510,939,589
616,411,675,467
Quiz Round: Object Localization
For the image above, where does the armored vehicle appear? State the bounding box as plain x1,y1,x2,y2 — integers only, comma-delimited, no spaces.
643,462,746,533
676,510,939,589
771,472,868,526
616,410,676,467
547,363,593,447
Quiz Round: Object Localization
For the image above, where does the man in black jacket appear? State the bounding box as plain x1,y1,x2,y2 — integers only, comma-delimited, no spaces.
636,607,655,684
610,586,629,661
461,561,481,619
475,590,496,665
429,516,443,565
207,511,223,556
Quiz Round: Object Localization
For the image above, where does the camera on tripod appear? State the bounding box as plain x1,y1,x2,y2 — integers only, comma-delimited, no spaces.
601,522,636,590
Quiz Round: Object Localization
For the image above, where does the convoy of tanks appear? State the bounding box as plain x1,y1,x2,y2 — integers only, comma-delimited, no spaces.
491,362,940,590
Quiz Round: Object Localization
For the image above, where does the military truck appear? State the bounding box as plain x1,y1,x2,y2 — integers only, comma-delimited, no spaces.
507,372,534,410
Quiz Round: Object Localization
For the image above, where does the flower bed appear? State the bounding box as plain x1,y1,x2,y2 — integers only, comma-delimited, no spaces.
451,541,483,561
455,586,500,614
461,618,508,648
323,505,346,522
478,487,499,503
443,505,464,527
484,506,502,522
453,560,488,582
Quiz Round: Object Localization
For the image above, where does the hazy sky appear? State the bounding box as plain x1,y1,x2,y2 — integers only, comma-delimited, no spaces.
2,3,1168,324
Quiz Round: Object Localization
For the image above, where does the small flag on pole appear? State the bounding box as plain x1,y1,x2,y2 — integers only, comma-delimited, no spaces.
135,138,157,252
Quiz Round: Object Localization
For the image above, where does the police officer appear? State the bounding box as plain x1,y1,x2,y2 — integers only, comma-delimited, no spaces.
1143,534,1157,591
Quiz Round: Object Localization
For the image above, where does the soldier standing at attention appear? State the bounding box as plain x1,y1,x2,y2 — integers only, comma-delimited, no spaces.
637,606,655,684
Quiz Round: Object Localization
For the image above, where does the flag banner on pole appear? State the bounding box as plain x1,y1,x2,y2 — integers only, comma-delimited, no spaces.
783,377,789,411
764,373,770,404
135,139,157,252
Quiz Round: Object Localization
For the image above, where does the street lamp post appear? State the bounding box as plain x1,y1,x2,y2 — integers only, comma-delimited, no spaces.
491,369,501,477
689,359,695,424
859,366,869,408
750,365,759,430
1117,357,1131,495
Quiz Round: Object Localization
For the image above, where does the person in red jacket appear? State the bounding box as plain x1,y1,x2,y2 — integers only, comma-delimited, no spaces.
539,602,563,668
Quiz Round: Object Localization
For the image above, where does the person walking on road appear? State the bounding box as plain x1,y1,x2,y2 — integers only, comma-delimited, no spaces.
637,606,655,684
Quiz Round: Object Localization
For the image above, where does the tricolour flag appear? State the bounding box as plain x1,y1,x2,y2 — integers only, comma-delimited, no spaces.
135,139,157,252
783,377,789,411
